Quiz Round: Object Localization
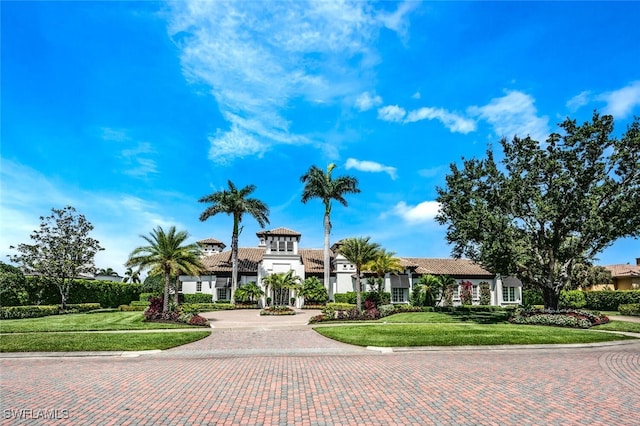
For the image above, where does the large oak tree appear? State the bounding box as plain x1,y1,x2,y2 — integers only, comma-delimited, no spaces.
436,113,639,309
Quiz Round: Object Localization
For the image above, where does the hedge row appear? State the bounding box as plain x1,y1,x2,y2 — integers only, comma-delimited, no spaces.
0,303,101,320
584,290,640,311
334,291,391,305
618,304,640,316
2,276,142,308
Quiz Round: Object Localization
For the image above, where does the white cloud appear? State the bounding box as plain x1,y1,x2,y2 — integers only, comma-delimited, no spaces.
411,91,421,100
404,107,477,134
168,1,417,163
468,91,550,141
566,90,592,112
355,91,383,111
392,201,441,223
377,105,406,122
599,81,640,118
120,141,158,177
345,158,397,180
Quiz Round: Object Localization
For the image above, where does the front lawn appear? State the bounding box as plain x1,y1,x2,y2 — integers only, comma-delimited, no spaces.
592,320,640,334
314,323,635,347
0,331,211,352
0,311,202,333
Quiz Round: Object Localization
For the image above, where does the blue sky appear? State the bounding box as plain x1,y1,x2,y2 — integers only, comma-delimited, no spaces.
2,1,639,275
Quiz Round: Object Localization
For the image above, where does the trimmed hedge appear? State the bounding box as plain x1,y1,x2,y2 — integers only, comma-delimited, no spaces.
618,304,640,316
183,293,214,304
584,290,640,311
334,291,391,305
0,303,101,320
181,303,234,313
4,276,142,308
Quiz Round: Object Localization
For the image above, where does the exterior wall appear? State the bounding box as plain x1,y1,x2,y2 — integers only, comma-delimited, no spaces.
614,277,640,290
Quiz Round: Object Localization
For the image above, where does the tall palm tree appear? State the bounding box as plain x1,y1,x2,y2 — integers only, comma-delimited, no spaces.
199,180,270,304
364,249,403,291
126,226,204,313
300,164,360,300
337,237,380,312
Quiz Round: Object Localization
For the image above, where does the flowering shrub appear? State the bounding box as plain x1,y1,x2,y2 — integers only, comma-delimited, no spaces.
142,296,209,326
260,306,295,315
509,309,609,328
459,280,473,305
188,314,209,326
443,284,455,306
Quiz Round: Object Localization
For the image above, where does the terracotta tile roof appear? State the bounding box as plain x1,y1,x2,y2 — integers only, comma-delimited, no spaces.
400,257,493,277
198,238,225,245
604,264,640,278
299,249,332,274
201,248,265,273
256,227,301,237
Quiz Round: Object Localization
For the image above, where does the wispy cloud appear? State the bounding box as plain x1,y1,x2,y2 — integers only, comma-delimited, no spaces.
345,158,397,180
355,91,383,111
120,142,158,177
566,90,592,112
404,107,476,133
468,90,549,141
168,1,416,164
599,81,640,118
377,105,406,122
411,91,421,100
392,200,441,223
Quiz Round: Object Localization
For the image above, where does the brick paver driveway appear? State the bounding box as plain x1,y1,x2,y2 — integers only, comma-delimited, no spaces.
1,310,639,425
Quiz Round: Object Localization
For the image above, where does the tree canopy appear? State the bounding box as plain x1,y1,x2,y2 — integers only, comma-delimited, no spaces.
8,206,103,309
436,113,640,309
337,237,380,311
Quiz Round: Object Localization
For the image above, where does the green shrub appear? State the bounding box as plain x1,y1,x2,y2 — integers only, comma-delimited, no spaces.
119,304,146,311
522,288,544,307
0,304,100,320
618,304,640,316
479,282,491,305
333,292,391,306
139,293,159,302
509,309,609,328
378,304,395,317
584,290,640,311
395,305,430,313
130,301,150,307
326,302,356,311
181,303,234,312
559,290,586,309
182,293,214,304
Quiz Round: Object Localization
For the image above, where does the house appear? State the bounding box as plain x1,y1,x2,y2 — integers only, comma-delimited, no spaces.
590,258,640,291
179,227,522,307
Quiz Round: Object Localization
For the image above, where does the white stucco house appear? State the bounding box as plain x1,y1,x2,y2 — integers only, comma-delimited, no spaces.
179,227,522,307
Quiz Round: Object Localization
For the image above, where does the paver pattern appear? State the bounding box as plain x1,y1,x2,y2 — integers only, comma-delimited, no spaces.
1,310,639,425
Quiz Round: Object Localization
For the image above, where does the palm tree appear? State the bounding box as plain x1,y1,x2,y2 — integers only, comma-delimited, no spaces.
234,281,264,303
337,237,380,312
300,164,360,300
123,266,141,284
97,267,118,277
126,226,204,313
262,270,301,307
412,274,441,307
199,180,270,304
364,249,403,292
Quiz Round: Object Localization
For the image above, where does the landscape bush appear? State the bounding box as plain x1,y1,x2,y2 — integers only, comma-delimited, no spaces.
559,290,586,309
0,303,101,320
618,304,640,316
142,297,209,326
334,291,390,306
182,293,214,304
509,309,609,329
584,290,640,311
260,306,295,316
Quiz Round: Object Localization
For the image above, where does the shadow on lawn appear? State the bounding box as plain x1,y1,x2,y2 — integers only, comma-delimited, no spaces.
444,310,512,324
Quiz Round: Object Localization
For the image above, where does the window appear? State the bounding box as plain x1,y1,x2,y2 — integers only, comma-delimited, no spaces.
217,288,229,301
392,288,408,303
503,286,519,303
196,281,202,292
286,241,294,252
472,285,478,300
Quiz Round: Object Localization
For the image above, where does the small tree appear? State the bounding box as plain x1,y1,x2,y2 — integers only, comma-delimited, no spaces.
364,249,403,292
262,271,300,307
0,261,28,307
411,274,441,307
235,281,264,303
8,206,103,309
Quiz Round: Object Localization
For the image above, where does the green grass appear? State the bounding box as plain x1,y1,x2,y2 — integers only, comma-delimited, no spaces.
314,323,635,347
592,320,640,334
0,311,202,333
0,331,211,352
377,311,511,324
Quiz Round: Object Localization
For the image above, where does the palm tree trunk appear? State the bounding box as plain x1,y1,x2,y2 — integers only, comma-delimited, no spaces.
324,212,332,300
231,229,239,305
163,271,170,313
356,269,362,312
